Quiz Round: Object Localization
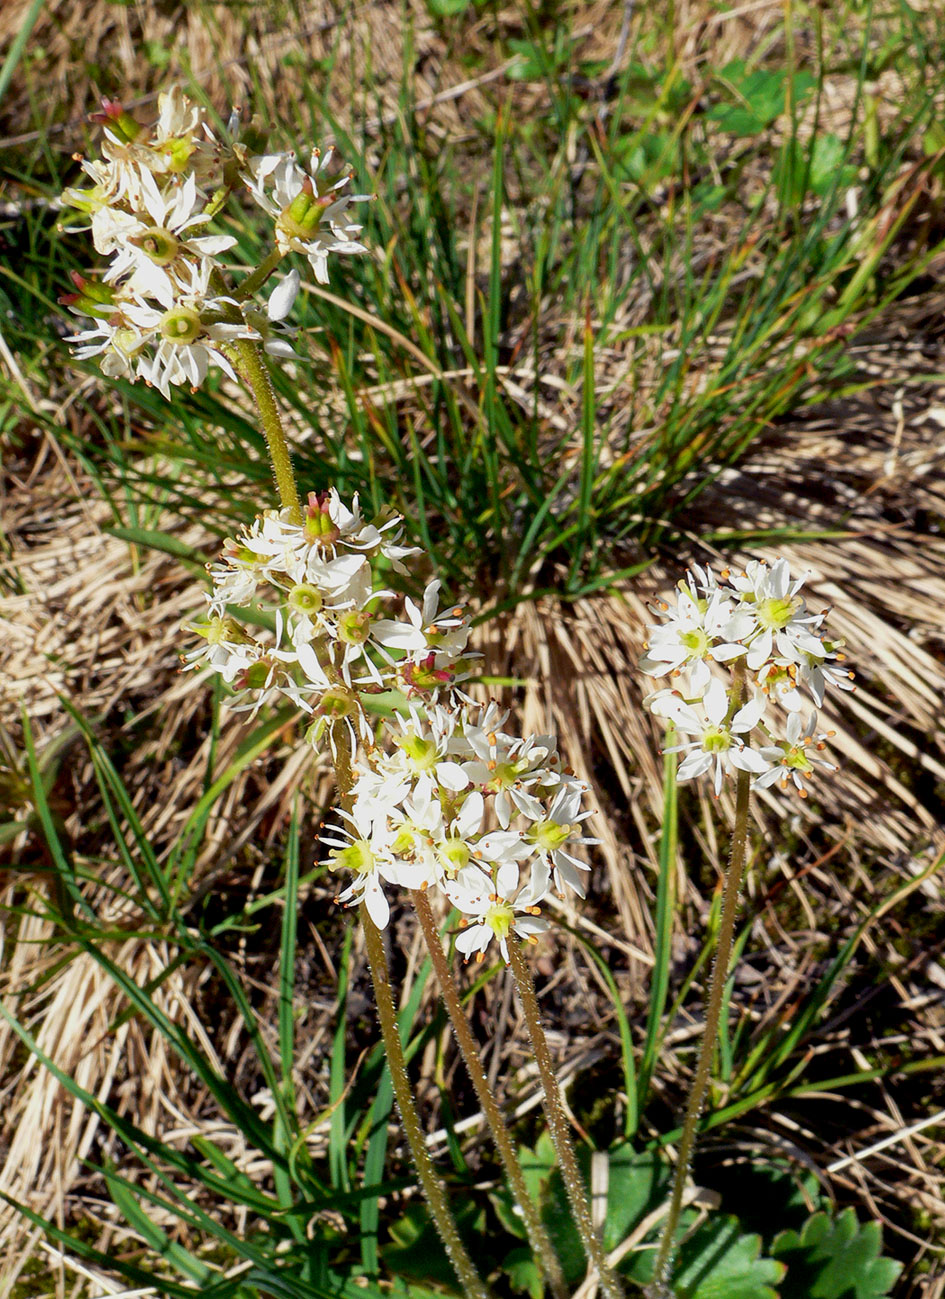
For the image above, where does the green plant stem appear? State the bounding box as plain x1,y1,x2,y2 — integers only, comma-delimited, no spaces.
235,248,287,302
230,338,302,523
507,939,624,1299
648,762,753,1294
411,890,570,1299
361,906,491,1299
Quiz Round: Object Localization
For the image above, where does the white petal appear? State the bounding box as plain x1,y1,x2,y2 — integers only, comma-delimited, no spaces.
268,268,300,321
365,881,390,930
435,761,469,792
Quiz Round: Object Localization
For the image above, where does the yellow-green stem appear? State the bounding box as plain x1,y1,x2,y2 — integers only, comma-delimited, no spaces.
230,338,302,523
508,939,624,1299
411,890,570,1299
361,907,491,1299
235,247,287,302
649,729,753,1292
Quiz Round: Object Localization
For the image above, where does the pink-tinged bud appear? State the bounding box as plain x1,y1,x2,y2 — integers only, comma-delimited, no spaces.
401,653,453,694
90,98,142,142
304,491,340,546
59,274,117,317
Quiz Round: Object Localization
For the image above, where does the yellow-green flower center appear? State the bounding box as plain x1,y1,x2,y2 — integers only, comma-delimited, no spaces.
317,687,356,719
332,839,374,875
487,760,521,792
527,819,572,852
702,726,731,754
279,189,331,239
159,305,202,345
755,594,799,631
781,744,812,773
485,902,515,940
437,838,470,875
680,628,711,658
134,225,180,265
288,582,323,614
337,610,372,645
396,733,437,772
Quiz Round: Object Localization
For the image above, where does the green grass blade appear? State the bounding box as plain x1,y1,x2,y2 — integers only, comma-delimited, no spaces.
635,742,678,1117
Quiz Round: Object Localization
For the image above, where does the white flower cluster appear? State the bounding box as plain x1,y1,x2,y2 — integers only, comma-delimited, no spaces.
641,560,852,797
60,86,368,397
320,700,598,955
184,489,478,735
185,491,599,952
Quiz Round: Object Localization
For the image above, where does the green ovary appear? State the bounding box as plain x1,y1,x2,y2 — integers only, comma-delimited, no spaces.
136,226,179,265
288,583,323,614
279,189,330,239
437,838,470,874
680,628,710,659
485,902,515,940
528,819,572,852
159,306,202,344
397,733,437,772
702,727,731,754
332,839,374,876
782,746,812,773
487,761,520,792
756,594,799,630
337,610,371,644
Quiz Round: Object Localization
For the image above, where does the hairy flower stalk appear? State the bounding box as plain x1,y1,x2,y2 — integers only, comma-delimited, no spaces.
411,889,570,1299
648,670,752,1294
361,906,491,1299
229,337,302,523
508,939,625,1299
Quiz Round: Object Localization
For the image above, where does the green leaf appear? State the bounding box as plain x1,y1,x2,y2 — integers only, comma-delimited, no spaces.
383,1199,483,1291
708,62,815,136
502,1246,545,1299
626,1212,784,1298
808,134,859,195
773,1209,902,1299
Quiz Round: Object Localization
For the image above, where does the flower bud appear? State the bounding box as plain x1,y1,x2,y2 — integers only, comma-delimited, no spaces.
89,98,142,143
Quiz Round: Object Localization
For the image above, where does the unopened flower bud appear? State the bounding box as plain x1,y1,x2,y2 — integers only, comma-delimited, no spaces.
89,98,142,143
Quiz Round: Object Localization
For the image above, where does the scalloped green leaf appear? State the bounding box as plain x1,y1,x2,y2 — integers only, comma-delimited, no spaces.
773,1209,902,1299
626,1213,784,1299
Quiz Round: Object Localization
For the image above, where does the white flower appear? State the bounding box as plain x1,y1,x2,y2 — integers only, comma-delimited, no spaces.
180,613,257,683
372,580,471,658
322,807,424,930
796,643,855,708
446,860,549,964
655,677,770,796
640,582,746,696
754,711,837,795
94,170,236,298
725,560,826,670
381,706,471,804
246,146,369,283
242,269,300,360
524,784,598,899
457,706,561,827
